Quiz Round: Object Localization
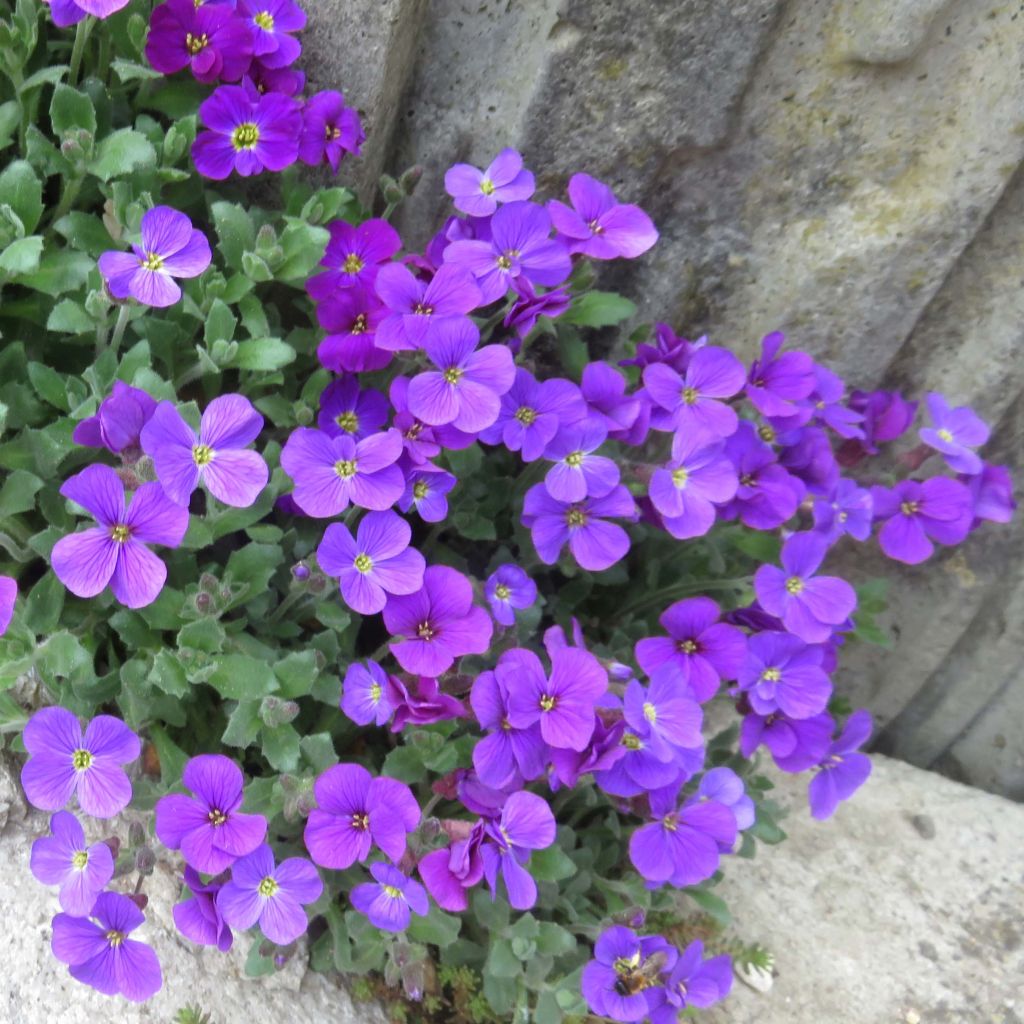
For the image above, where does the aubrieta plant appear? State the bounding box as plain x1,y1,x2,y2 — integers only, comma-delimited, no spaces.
0,0,1016,1020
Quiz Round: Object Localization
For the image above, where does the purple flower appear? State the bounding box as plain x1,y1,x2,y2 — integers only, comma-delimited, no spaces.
98,206,211,308
417,822,485,912
304,763,420,869
308,218,401,300
919,392,990,475
315,287,391,373
505,647,607,751
635,598,746,702
398,464,457,523
745,332,816,419
808,710,873,819
350,862,429,932
52,892,161,1002
145,0,254,83
581,927,676,1023
217,844,322,945
192,84,301,180
806,366,864,438
30,811,114,916
965,463,1016,525
391,375,476,462
738,632,832,719
480,790,556,910
777,425,839,497
697,768,755,832
581,361,642,438
471,653,548,788
548,714,626,790
317,376,389,440
504,280,571,340
522,483,637,572
871,477,973,564
479,368,587,462
542,418,620,502
839,389,918,462
298,90,363,172
484,564,537,626
629,789,737,888
445,201,571,304
155,754,267,875
0,574,16,637
643,346,746,443
374,262,483,352
280,427,405,516
649,434,738,540
740,709,834,769
341,660,395,727
813,479,873,543
407,320,516,432
317,510,426,615
237,0,305,68
248,59,304,95
387,674,467,731
720,423,804,530
21,708,139,819
72,382,157,455
382,565,493,676
44,0,130,27
173,867,233,951
649,941,732,1023
623,675,703,762
548,173,659,260
444,148,535,216
754,532,857,643
140,394,267,508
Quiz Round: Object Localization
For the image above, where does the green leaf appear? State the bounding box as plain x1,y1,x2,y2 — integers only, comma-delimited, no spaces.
148,724,188,783
211,201,255,270
535,922,576,957
49,83,96,136
230,337,296,372
485,938,522,979
273,649,320,699
0,101,20,150
54,211,115,255
685,886,732,926
204,298,237,345
110,59,162,83
13,249,93,296
28,364,70,412
207,654,277,700
46,299,94,334
23,571,65,635
0,235,43,276
529,844,577,882
177,618,226,654
36,631,92,682
563,291,637,327
147,649,189,698
0,468,42,515
222,700,262,748
407,906,462,948
299,732,336,773
88,128,157,181
0,161,42,233
21,66,69,94
261,723,300,771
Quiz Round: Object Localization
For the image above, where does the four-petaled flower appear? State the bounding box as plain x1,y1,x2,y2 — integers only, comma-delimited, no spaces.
919,392,990,475
173,866,234,951
483,564,537,627
480,790,556,910
350,862,430,932
444,147,536,216
30,810,115,916
548,173,659,260
145,0,254,83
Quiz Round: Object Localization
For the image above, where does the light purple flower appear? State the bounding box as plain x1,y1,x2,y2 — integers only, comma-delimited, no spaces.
398,464,457,523
382,565,493,676
155,754,267,875
480,791,556,911
649,433,738,540
697,768,755,832
738,632,832,719
964,464,1016,525
45,0,130,28
581,927,676,1023
444,148,536,217
21,707,139,819
504,280,571,340
842,389,918,458
217,844,323,945
543,418,620,502
548,173,658,260
145,0,255,83
0,574,16,637
808,710,873,819
350,862,429,932
30,811,114,916
280,427,405,517
317,510,425,615
387,675,467,731
806,365,864,438
298,90,363,172
484,564,537,627
417,823,485,912
73,382,157,455
98,206,211,308
745,331,816,420
407,320,516,432
304,763,420,869
237,0,305,68
308,218,401,300
870,477,974,565
341,660,395,727
720,422,804,530
581,360,642,438
649,941,732,1023
52,892,161,1002
173,867,233,952
754,532,857,643
391,375,476,463
740,709,834,769
812,479,873,543
919,392,990,475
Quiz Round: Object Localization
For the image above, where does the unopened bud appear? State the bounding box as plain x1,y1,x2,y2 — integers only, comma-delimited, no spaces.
127,821,146,847
399,165,423,196
127,892,149,911
135,846,156,876
195,592,213,614
292,562,310,581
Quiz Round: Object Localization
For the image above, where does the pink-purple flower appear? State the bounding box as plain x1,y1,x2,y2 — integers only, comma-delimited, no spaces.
315,287,391,373
173,867,233,951
808,710,873,819
581,927,676,1023
543,418,620,502
648,434,737,540
398,464,457,523
548,173,658,260
308,218,401,300
479,790,556,910
298,90,364,172
30,811,115,916
72,382,156,455
145,0,255,83
484,564,537,627
350,862,429,932
0,574,16,637
745,332,816,420
444,148,535,217
317,376,389,440
870,477,974,565
237,0,305,68
341,660,395,727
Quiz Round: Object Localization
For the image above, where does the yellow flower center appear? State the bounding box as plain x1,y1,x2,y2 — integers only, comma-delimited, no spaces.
326,124,342,141
208,808,227,826
72,749,93,771
622,733,642,750
671,466,689,487
514,406,537,425
496,255,513,270
413,480,429,500
566,507,586,527
937,428,953,443
109,524,130,544
838,510,848,522
661,814,678,832
354,553,373,574
342,253,364,274
185,31,208,54
351,313,368,334
642,701,657,723
494,583,511,600
105,930,126,948
758,424,776,443
336,411,359,433
443,367,464,385
258,876,278,898
679,638,698,654
192,444,214,466
762,667,782,683
740,473,756,487
253,10,274,29
785,576,804,595
900,500,919,515
417,621,436,640
682,386,700,405
351,812,370,831
479,178,496,196
564,450,584,468
587,219,605,235
413,302,433,316
71,850,89,870
334,459,357,478
231,122,260,150
369,681,382,704
382,884,404,900
539,694,557,712
141,251,164,271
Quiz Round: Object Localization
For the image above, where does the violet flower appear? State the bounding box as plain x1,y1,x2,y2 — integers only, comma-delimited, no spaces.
173,867,233,951
51,892,161,1001
308,218,401,300
480,790,556,911
581,927,676,1023
484,564,537,627
809,710,873,819
649,941,732,1022
648,434,738,540
870,477,974,564
73,382,156,455
298,90,364,172
237,0,305,68
737,631,832,719
622,675,703,762
548,173,659,260
719,423,804,530
390,375,476,462
350,862,429,932
740,709,834,770
542,418,620,502
44,0,130,27
444,148,535,216
919,392,990,475
304,763,420,869
98,205,211,308
387,674,467,731
341,660,395,727
812,479,873,543
417,822,485,912
697,767,755,832
315,287,391,373
745,331,816,420
581,360,642,438
964,464,1016,526
317,376,389,440
21,707,139,819
0,574,16,637
317,510,426,615
145,0,255,83
30,811,114,916
398,464,457,523
807,365,864,438
846,388,919,455
504,280,571,340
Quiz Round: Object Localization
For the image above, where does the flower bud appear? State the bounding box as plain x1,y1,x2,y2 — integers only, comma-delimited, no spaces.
135,845,156,876
127,821,146,847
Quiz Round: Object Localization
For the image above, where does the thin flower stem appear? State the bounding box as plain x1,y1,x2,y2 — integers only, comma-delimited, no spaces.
108,304,131,358
51,175,83,225
173,362,206,391
617,576,752,619
133,873,145,894
267,589,312,623
68,18,93,88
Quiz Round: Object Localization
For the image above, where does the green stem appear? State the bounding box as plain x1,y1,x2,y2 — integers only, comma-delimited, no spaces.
173,362,206,390
108,303,131,358
51,175,83,225
68,17,93,88
268,589,311,624
618,576,752,619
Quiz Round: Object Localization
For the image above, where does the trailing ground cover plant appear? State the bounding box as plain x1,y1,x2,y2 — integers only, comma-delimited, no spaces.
0,0,1016,1020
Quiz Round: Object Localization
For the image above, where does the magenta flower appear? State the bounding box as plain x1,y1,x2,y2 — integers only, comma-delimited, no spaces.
374,262,483,352
304,763,420,869
52,892,161,1001
808,710,873,819
806,365,864,438
280,427,405,516
341,660,395,727
382,565,493,676
237,0,305,68
308,218,401,299
0,574,16,637
217,844,323,945
98,206,211,308
643,346,746,443
298,90,364,172
407,320,516,432
145,0,254,83
720,423,804,530
581,360,642,438
192,84,301,179
72,382,156,455
30,811,114,916
738,632,832,719
505,647,607,751
248,60,304,95
870,477,974,565
387,674,467,731
480,791,556,910
51,466,189,608
173,867,233,951
317,510,426,614
154,754,267,875
445,200,571,304
504,279,571,339
350,862,429,932
522,482,638,572
315,287,391,373
548,173,658,260
141,394,267,508
390,375,476,462
21,708,140,819
44,0,130,27
417,822,485,912
444,148,535,216
843,388,918,457
317,376,388,440
754,533,857,643
543,418,620,502
398,464,457,523
745,331,817,419
484,564,537,627
582,927,676,1023
919,392,990,475
648,434,737,540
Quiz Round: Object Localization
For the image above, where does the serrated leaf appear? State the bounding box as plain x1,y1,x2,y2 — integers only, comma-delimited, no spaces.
563,290,637,327
207,654,277,700
88,128,156,181
0,161,42,233
49,84,96,136
0,235,43,275
0,468,42,515
230,337,295,371
47,299,94,333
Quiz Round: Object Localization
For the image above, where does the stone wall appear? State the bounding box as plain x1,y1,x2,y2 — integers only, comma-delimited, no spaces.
302,0,1024,798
